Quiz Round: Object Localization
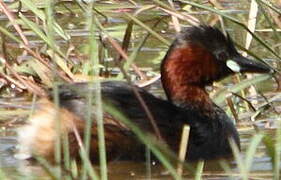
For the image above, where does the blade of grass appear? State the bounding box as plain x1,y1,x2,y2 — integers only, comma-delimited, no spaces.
152,0,199,25
88,3,108,180
29,59,53,86
53,83,62,177
20,0,70,40
229,133,265,180
244,133,264,173
18,13,65,58
46,2,62,173
0,109,29,118
0,169,6,180
256,0,280,41
71,117,100,180
103,103,181,180
35,156,61,180
257,0,281,15
167,0,181,32
194,160,204,180
229,138,247,180
177,125,190,177
145,146,152,180
92,15,146,79
0,1,29,45
0,28,71,82
213,74,272,104
0,57,45,96
243,0,259,110
218,160,235,180
124,13,170,46
244,0,258,53
118,18,162,79
274,116,281,179
262,134,275,166
93,17,164,140
21,0,45,19
79,148,100,180
179,0,281,60
62,132,71,176
0,25,22,43
46,50,74,80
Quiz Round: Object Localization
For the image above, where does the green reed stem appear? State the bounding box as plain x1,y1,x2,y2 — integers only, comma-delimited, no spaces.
177,125,190,177
194,160,204,180
145,146,152,180
88,3,108,180
46,2,62,176
81,81,94,180
36,156,61,180
0,169,6,180
0,25,21,43
79,147,100,180
274,120,281,179
62,132,71,173
104,103,181,180
124,13,170,46
229,138,247,180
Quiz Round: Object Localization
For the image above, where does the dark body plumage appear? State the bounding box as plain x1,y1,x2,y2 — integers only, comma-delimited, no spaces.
56,81,239,161
16,25,271,163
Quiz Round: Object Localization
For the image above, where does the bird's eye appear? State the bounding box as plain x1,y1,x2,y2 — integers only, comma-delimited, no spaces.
216,52,227,61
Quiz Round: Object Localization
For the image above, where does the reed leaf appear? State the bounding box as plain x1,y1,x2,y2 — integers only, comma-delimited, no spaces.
229,138,247,180
213,74,272,104
88,5,108,180
0,25,22,43
20,0,70,40
18,12,64,57
124,13,170,46
244,133,264,173
179,0,281,60
194,161,204,180
103,103,181,180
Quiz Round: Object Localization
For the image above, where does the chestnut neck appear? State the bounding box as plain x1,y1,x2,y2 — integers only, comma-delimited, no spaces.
161,43,219,111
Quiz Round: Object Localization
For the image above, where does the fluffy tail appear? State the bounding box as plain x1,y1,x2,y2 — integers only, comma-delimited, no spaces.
15,98,79,161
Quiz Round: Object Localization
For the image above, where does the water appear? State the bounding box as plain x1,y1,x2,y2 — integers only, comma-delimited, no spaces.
0,135,275,179
0,96,277,179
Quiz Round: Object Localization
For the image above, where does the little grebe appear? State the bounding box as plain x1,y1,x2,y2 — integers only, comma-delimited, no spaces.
16,25,272,162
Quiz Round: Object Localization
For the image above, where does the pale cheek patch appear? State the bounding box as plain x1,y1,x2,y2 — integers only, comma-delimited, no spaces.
226,60,241,72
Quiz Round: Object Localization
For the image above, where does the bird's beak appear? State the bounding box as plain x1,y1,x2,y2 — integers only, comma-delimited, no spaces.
226,55,273,74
